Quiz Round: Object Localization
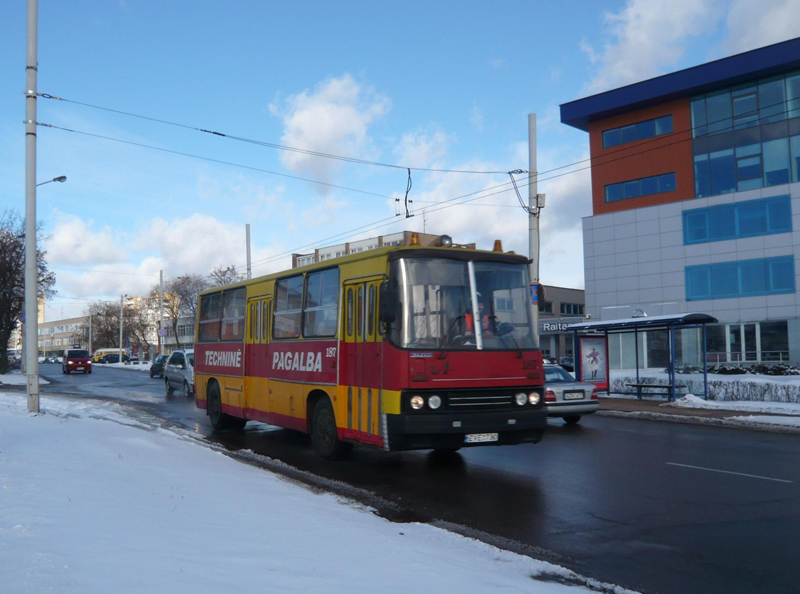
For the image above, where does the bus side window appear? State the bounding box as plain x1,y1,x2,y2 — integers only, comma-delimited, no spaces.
357,285,364,339
249,303,257,342
368,285,375,340
346,288,354,338
268,301,271,342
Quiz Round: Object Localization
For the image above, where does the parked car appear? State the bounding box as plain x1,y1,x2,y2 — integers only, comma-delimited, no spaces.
62,349,93,375
97,353,129,364
149,354,167,378
559,355,574,371
543,364,598,424
164,349,194,397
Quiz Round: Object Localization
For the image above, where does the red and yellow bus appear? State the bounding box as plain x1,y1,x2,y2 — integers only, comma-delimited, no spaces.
194,235,547,459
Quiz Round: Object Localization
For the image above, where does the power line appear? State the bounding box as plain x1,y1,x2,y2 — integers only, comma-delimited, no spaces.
38,92,510,175
36,122,393,200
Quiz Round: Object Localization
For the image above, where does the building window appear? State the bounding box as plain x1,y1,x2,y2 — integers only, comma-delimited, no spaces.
560,303,584,316
683,195,791,244
602,115,673,148
605,173,676,202
685,256,795,300
691,70,800,198
538,300,553,314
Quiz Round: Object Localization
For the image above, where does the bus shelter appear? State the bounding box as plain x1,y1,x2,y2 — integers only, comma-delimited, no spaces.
567,313,718,401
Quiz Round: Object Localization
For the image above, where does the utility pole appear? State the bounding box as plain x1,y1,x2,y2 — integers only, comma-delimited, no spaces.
528,114,540,348
119,295,125,363
246,223,252,280
158,270,164,354
24,0,40,412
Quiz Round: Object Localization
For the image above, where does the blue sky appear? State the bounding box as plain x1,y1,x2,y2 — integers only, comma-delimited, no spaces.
1,0,799,320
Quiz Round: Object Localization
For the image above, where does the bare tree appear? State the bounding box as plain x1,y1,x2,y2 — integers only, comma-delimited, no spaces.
0,210,55,374
162,274,210,348
85,301,121,351
125,305,154,356
210,265,244,287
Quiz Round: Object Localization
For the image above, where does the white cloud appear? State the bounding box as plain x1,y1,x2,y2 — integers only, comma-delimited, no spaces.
134,214,251,277
394,129,451,169
723,0,800,54
44,212,125,267
269,74,390,191
582,0,719,93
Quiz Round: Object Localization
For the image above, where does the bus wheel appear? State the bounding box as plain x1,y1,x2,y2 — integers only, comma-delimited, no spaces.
207,383,246,430
208,383,225,429
312,399,352,461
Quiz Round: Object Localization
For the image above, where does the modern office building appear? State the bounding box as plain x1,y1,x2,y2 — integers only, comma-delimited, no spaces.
560,37,800,366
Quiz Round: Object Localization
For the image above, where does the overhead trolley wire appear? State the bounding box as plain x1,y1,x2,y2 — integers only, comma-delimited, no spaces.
37,93,510,175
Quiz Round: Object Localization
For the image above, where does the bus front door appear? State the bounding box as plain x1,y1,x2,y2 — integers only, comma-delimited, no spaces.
342,278,382,444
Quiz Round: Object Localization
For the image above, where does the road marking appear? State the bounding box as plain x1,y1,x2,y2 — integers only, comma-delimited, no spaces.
666,462,793,484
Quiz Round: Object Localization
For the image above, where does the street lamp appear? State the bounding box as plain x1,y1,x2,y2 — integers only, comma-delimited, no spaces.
24,175,68,412
36,175,66,187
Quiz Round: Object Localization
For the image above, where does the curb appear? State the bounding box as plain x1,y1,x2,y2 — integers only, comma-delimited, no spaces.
597,408,800,435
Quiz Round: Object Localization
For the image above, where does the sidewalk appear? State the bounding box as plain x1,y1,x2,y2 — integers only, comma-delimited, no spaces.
599,395,800,434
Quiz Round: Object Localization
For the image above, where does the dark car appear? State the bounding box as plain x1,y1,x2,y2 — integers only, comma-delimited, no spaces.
149,354,167,378
98,353,129,364
559,355,574,371
62,349,92,374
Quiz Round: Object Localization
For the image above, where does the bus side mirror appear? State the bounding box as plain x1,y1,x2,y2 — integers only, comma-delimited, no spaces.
379,285,397,324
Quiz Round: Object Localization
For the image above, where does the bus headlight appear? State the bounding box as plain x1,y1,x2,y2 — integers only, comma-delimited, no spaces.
410,395,425,410
515,392,527,406
528,392,541,406
428,395,442,409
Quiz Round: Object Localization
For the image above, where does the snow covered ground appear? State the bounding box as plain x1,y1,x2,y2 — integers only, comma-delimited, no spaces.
0,391,636,594
3,365,800,593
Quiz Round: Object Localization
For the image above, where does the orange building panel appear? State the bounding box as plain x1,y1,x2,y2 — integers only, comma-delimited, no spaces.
588,98,694,215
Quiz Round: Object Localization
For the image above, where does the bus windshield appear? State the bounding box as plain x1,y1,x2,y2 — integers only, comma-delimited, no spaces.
391,257,535,350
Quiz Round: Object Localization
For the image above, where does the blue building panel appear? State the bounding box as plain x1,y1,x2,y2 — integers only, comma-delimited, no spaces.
561,38,800,131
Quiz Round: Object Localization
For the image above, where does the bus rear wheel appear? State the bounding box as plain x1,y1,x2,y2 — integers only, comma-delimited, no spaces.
208,383,246,431
311,399,352,461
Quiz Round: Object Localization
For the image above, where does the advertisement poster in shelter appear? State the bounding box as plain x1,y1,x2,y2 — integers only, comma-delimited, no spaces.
579,336,608,391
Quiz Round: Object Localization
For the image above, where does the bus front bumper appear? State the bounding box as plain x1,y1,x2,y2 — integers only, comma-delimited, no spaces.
384,408,546,452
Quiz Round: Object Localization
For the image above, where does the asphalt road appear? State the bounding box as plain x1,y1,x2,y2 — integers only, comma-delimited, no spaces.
36,364,800,594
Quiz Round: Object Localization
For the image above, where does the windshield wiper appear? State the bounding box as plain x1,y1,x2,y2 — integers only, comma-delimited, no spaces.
439,312,468,351
489,315,524,358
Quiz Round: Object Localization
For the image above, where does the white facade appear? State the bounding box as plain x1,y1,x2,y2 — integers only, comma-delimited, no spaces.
583,181,800,364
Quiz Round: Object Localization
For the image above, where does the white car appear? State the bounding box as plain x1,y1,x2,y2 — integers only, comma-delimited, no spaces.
164,349,194,398
544,364,599,424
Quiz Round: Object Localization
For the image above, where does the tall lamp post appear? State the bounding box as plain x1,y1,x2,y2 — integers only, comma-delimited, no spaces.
24,0,39,413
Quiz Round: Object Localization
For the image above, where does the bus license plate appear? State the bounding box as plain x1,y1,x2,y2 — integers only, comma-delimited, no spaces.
563,391,584,400
465,433,498,443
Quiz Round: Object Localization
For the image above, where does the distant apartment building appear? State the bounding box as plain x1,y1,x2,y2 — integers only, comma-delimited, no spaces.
560,37,800,365
37,316,89,357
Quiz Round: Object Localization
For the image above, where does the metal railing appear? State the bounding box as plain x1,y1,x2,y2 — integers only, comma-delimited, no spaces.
706,350,790,366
